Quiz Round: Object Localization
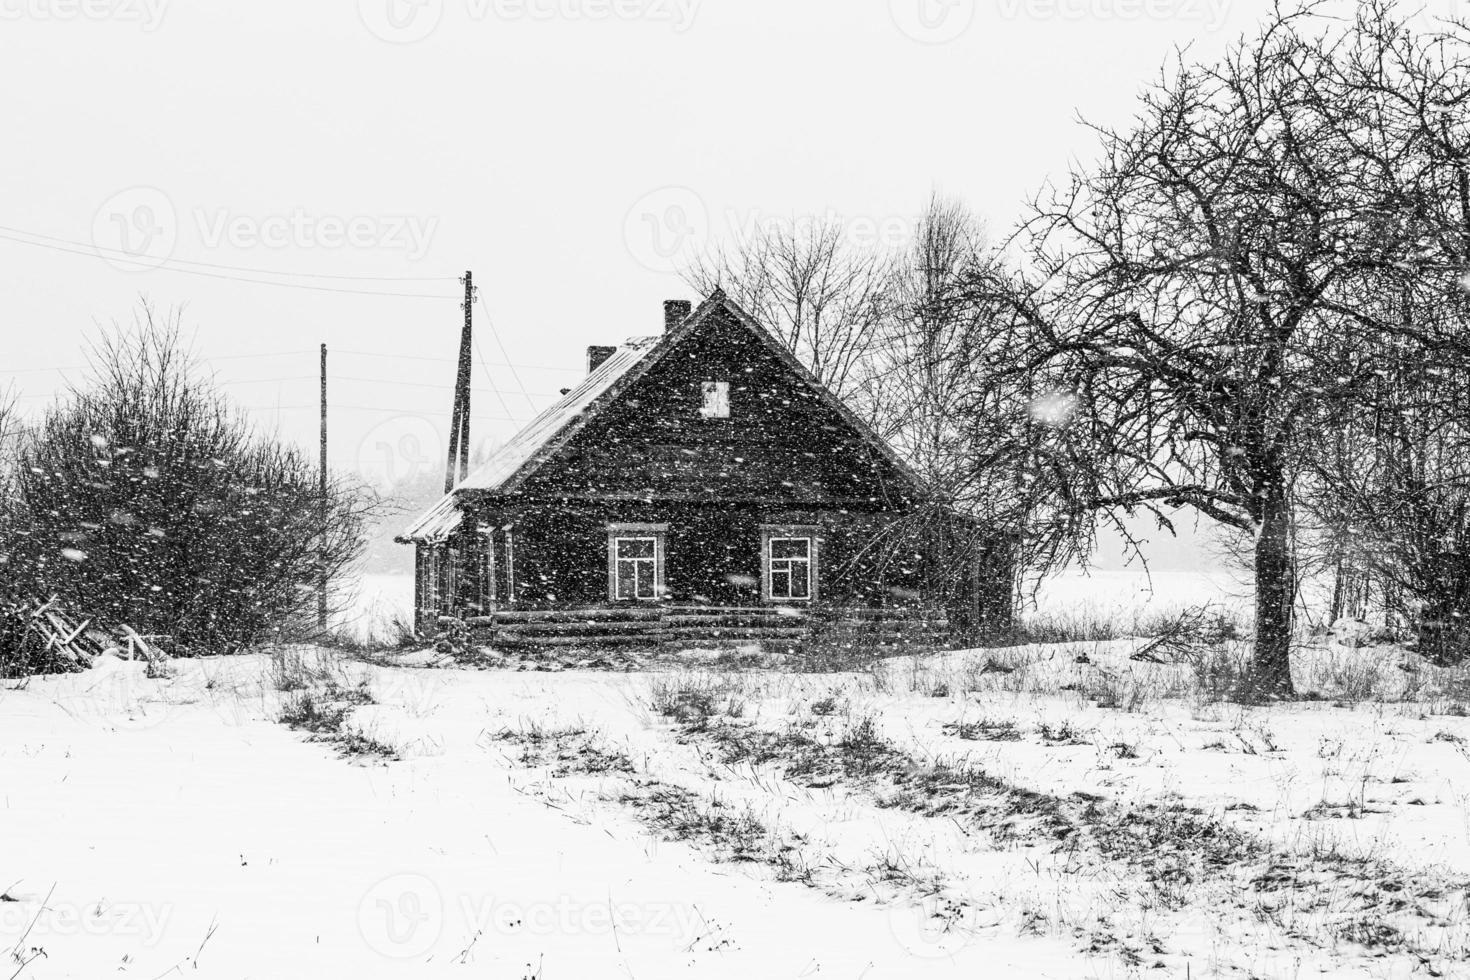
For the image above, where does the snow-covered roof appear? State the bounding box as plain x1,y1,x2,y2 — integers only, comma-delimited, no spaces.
401,492,462,545
398,289,924,544
461,335,660,492
398,334,660,543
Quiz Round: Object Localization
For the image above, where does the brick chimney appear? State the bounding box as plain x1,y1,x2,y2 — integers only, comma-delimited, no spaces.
586,345,616,374
664,299,692,332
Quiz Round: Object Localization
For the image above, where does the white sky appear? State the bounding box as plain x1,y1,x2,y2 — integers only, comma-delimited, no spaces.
4,0,1443,568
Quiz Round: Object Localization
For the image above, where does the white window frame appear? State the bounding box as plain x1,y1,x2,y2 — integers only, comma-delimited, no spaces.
762,526,819,602
504,528,516,605
418,546,439,620
476,534,496,615
700,380,730,419
441,545,460,615
607,523,668,601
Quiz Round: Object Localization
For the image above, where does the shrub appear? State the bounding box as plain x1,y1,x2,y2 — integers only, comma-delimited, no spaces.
2,309,374,658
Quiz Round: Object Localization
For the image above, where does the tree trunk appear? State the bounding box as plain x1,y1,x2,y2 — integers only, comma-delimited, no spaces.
1246,475,1297,699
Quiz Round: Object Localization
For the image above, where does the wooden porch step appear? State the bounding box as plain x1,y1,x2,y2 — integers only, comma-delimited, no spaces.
494,608,664,624
664,626,809,640
664,614,808,627
492,620,657,637
491,634,670,649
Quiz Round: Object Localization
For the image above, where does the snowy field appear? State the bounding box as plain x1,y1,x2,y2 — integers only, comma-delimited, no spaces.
334,572,415,640
1031,568,1250,620
3,637,1468,978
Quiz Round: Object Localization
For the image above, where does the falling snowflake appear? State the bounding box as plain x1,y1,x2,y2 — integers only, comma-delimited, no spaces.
60,548,88,563
1029,393,1078,427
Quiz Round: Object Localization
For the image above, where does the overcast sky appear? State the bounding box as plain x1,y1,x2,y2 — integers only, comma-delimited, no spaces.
5,0,1448,567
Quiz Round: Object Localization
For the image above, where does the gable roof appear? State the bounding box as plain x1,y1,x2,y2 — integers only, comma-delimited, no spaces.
400,289,923,543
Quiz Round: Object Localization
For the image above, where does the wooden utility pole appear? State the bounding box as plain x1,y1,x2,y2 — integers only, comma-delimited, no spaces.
319,343,328,630
445,271,474,492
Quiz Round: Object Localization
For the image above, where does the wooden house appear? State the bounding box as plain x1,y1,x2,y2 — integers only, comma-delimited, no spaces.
399,289,1012,648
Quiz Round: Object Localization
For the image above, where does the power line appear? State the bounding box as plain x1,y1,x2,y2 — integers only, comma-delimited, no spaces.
0,230,460,299
475,293,538,413
333,348,581,372
207,349,317,360
332,374,561,398
1,349,317,376
0,222,458,283
4,365,562,397
214,373,562,397
243,402,528,421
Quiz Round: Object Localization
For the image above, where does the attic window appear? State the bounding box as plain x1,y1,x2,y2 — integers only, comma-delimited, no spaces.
700,381,730,419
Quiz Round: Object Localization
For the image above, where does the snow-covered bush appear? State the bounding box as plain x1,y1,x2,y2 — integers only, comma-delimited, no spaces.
1,308,374,658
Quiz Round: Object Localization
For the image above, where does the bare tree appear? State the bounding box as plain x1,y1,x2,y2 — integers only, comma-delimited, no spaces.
1303,292,1470,661
684,216,894,401
970,2,1469,697
866,197,1084,622
0,387,17,603
5,305,376,655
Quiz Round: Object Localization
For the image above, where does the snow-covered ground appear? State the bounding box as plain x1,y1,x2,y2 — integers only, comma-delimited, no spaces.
4,641,1468,978
1032,567,1250,619
334,572,414,640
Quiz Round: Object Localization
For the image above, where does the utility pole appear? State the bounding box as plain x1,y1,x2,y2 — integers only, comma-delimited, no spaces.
459,272,473,481
445,271,474,492
318,343,328,630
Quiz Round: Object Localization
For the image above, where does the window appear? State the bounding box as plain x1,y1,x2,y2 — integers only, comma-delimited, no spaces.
417,546,438,620
700,381,730,418
763,526,818,602
418,544,453,619
614,537,658,599
504,528,516,605
476,540,495,615
441,546,460,614
607,524,667,601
